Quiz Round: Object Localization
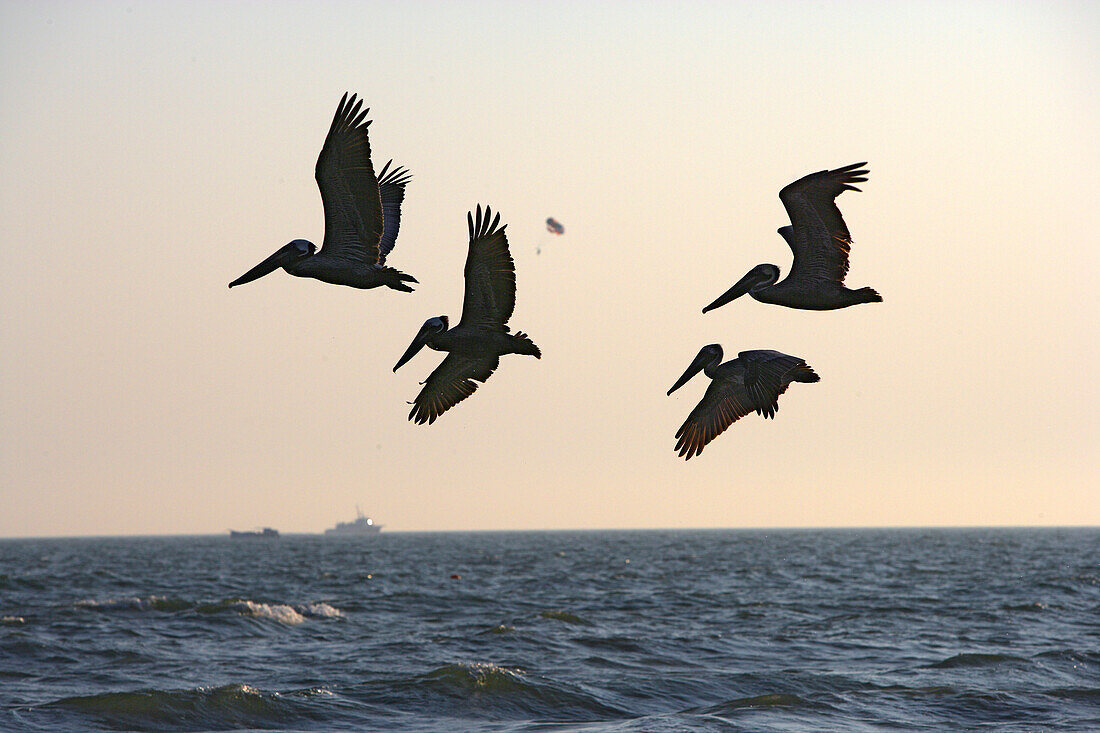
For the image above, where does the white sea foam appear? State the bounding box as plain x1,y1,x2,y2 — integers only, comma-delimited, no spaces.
75,595,164,611
75,597,132,609
299,602,344,619
232,600,306,625
228,600,346,624
72,595,344,625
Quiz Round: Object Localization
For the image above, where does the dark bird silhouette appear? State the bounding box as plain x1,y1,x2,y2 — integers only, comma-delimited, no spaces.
667,346,819,459
393,205,540,424
703,162,881,312
228,93,416,291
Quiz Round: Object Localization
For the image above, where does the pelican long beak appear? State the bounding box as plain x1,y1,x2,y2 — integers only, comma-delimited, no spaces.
393,326,432,372
667,351,710,395
228,245,300,288
701,270,757,313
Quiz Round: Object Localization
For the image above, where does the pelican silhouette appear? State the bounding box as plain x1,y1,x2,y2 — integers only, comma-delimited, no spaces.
667,346,819,459
703,163,881,312
228,93,416,291
393,205,540,424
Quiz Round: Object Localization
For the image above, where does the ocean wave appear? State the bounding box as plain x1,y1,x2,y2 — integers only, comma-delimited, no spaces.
1031,649,1100,680
692,692,814,714
74,595,192,612
204,599,344,624
1034,649,1098,664
1043,687,1100,701
233,600,307,624
422,663,530,692
412,663,626,719
299,602,345,619
0,573,46,591
929,652,1028,669
45,683,330,729
539,610,589,625
1002,601,1049,612
577,635,645,653
72,595,344,624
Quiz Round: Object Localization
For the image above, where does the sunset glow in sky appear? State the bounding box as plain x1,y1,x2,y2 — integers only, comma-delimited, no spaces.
1,1,1097,536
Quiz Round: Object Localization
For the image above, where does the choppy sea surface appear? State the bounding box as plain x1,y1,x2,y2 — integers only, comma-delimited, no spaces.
1,529,1097,732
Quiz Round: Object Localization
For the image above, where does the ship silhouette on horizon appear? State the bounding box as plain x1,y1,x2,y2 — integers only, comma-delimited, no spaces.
324,506,382,536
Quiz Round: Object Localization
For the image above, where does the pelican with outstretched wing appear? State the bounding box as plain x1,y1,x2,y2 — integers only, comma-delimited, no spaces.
703,163,880,312
667,346,819,460
393,205,540,424
229,93,417,292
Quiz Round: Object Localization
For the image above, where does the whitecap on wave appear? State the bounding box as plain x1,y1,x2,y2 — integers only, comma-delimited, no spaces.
299,602,344,619
72,595,344,624
230,600,345,624
232,600,307,624
74,595,188,612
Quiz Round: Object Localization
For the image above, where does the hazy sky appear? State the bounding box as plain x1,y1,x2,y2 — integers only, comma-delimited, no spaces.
1,1,1097,536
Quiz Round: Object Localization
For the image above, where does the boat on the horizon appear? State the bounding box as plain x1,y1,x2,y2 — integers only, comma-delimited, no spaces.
324,507,382,536
229,527,280,539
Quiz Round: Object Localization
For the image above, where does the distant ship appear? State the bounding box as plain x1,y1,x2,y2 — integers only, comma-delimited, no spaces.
324,506,382,536
229,527,279,538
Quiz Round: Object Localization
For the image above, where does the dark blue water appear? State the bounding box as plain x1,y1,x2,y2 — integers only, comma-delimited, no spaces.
1,529,1097,731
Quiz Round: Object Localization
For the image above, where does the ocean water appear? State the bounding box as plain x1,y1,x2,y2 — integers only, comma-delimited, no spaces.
0,529,1097,732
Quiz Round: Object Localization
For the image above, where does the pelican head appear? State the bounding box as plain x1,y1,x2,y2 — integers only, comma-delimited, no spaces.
667,344,723,395
701,264,780,313
228,239,316,288
393,316,449,371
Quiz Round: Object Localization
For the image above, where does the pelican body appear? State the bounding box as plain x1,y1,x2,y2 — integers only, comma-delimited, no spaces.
667,345,819,459
229,93,416,292
393,205,540,425
703,162,881,313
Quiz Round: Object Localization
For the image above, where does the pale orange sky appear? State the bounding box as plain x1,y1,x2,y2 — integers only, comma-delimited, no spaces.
1,1,1097,536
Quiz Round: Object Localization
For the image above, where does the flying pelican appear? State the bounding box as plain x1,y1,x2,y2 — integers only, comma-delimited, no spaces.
228,93,417,292
393,205,541,425
667,346,819,460
703,162,881,312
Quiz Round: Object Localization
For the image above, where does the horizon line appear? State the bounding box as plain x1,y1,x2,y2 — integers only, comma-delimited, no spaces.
1,524,1097,541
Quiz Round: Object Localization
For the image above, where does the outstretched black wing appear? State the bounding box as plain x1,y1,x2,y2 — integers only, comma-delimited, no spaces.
408,353,500,425
777,162,868,285
376,159,411,265
674,378,756,460
315,92,383,265
459,205,516,329
738,350,819,419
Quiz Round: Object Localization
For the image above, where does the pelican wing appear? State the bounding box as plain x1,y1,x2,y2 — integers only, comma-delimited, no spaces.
777,162,868,284
376,160,411,265
674,378,756,460
738,350,818,420
315,93,384,265
459,205,516,329
408,353,500,425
